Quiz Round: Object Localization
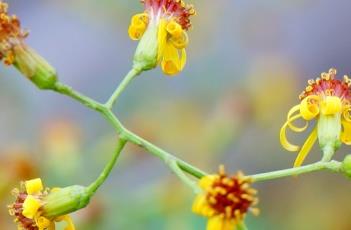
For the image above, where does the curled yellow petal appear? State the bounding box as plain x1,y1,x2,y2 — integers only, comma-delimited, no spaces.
161,42,182,75
293,127,317,167
300,95,320,120
280,120,300,152
131,13,149,26
343,106,351,122
22,195,41,219
128,25,146,40
36,216,52,230
287,114,308,133
320,96,342,115
170,31,189,49
56,215,75,230
341,120,351,145
287,104,301,120
25,178,43,195
166,20,183,38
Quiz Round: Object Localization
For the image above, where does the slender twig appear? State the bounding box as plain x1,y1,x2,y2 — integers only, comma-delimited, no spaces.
53,81,207,182
168,160,201,193
105,68,141,109
87,138,127,195
249,160,342,182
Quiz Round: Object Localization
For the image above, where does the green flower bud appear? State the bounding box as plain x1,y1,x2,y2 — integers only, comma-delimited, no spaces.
133,21,159,71
42,185,90,218
13,45,57,90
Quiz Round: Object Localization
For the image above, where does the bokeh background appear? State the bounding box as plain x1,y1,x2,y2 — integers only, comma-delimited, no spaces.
1,0,351,229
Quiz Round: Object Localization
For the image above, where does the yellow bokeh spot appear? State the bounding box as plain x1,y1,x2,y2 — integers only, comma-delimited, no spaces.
320,96,342,115
22,195,41,219
25,178,43,195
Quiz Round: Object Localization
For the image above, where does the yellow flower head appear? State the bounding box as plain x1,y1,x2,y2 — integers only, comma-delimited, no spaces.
129,0,195,75
8,178,76,230
280,68,351,167
192,166,259,230
0,1,28,65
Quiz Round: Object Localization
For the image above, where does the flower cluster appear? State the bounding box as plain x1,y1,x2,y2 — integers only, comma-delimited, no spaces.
129,0,195,75
8,178,75,230
280,68,351,167
192,166,259,230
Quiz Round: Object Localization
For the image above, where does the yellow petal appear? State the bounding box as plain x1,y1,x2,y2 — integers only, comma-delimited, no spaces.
293,126,317,167
166,20,183,38
280,120,300,152
207,216,236,230
25,178,43,195
157,19,168,61
320,96,342,115
128,25,146,40
343,107,351,122
170,31,189,49
341,120,351,145
131,13,149,27
287,114,308,133
300,95,320,120
180,48,187,71
22,195,41,219
287,104,301,120
161,42,181,75
36,216,52,230
56,215,75,230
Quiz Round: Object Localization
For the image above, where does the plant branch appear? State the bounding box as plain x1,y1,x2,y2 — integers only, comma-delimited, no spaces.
53,81,207,182
105,68,142,109
249,160,342,182
87,138,127,195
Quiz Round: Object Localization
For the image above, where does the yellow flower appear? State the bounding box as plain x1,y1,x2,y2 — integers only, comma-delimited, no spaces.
129,0,195,75
280,68,351,167
8,178,76,230
192,166,259,230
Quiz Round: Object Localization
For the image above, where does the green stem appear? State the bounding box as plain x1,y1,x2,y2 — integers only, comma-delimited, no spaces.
105,68,141,109
250,160,342,182
87,138,127,195
168,160,201,193
53,82,207,181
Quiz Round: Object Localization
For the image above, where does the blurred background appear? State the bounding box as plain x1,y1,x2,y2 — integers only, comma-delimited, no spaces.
1,0,351,229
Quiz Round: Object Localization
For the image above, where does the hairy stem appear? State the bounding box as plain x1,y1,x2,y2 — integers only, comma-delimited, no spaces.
250,160,342,182
87,138,127,195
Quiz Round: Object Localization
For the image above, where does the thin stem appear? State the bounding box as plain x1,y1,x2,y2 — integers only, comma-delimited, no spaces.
54,82,207,181
249,160,342,182
168,160,201,193
87,138,127,195
105,68,141,109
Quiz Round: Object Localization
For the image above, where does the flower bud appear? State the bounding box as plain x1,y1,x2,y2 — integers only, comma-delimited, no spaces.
42,185,90,218
13,45,57,90
132,20,159,71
